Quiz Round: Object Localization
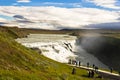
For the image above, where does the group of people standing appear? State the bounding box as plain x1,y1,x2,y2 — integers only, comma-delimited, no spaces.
87,63,99,78
88,70,95,78
68,59,99,78
68,59,99,71
68,59,120,78
68,59,81,67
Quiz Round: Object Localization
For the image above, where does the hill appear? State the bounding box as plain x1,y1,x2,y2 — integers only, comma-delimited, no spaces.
0,26,107,80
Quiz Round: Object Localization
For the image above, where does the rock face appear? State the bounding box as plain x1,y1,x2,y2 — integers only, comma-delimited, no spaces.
16,34,108,69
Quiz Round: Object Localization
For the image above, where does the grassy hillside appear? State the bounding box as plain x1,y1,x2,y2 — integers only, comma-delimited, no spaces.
0,26,107,80
0,26,74,38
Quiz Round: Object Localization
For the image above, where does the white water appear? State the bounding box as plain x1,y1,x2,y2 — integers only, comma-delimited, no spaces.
16,34,108,69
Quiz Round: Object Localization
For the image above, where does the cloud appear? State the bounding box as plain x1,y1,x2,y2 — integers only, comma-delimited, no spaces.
41,2,82,8
86,0,120,9
12,3,18,6
0,22,6,25
42,2,64,6
71,3,82,8
13,15,33,23
13,15,25,19
17,0,31,3
0,6,119,30
0,18,8,25
0,17,7,22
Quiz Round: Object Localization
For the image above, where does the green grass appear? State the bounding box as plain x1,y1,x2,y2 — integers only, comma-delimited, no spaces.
0,26,108,80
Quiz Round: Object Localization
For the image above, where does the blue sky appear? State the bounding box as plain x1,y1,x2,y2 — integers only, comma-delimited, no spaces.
0,0,116,9
0,15,13,21
0,0,83,5
0,0,90,7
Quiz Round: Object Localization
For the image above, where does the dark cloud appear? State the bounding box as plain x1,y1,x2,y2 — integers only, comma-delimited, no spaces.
13,15,27,20
16,20,33,23
13,15,33,23
117,18,120,20
0,22,7,25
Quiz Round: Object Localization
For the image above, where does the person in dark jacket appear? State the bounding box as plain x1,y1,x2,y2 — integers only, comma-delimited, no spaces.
93,64,95,69
95,66,98,72
87,62,89,68
110,67,113,73
91,70,95,78
88,70,91,77
72,67,76,74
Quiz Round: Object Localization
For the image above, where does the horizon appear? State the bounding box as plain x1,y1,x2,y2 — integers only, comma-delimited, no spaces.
0,0,120,30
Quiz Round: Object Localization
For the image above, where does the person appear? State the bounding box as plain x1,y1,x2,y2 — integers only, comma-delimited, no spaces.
95,66,99,72
87,62,89,68
72,67,76,74
76,61,79,67
110,67,113,73
88,70,94,78
88,70,91,77
75,60,77,65
75,61,77,66
71,60,74,64
79,61,81,67
68,59,72,64
119,71,120,75
91,70,95,78
93,64,95,69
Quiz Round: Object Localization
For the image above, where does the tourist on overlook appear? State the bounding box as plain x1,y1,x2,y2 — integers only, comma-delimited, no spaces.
72,67,76,74
87,62,89,68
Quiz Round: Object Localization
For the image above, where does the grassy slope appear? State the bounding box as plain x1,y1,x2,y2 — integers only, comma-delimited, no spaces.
0,26,106,80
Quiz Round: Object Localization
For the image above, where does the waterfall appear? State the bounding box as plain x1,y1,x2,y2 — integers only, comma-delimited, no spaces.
16,33,108,69
16,34,77,63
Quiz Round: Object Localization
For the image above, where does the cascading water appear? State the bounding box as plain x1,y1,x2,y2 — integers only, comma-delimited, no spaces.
16,34,77,63
16,33,108,69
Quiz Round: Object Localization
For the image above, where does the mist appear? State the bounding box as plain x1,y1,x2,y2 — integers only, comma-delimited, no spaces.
74,32,108,68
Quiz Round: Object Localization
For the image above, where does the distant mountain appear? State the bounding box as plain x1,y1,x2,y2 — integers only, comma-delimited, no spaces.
85,22,120,29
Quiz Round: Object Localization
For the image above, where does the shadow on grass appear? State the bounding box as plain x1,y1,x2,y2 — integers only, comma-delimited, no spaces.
81,74,89,78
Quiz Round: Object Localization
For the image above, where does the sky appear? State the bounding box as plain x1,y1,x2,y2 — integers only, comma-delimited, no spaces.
0,0,120,29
